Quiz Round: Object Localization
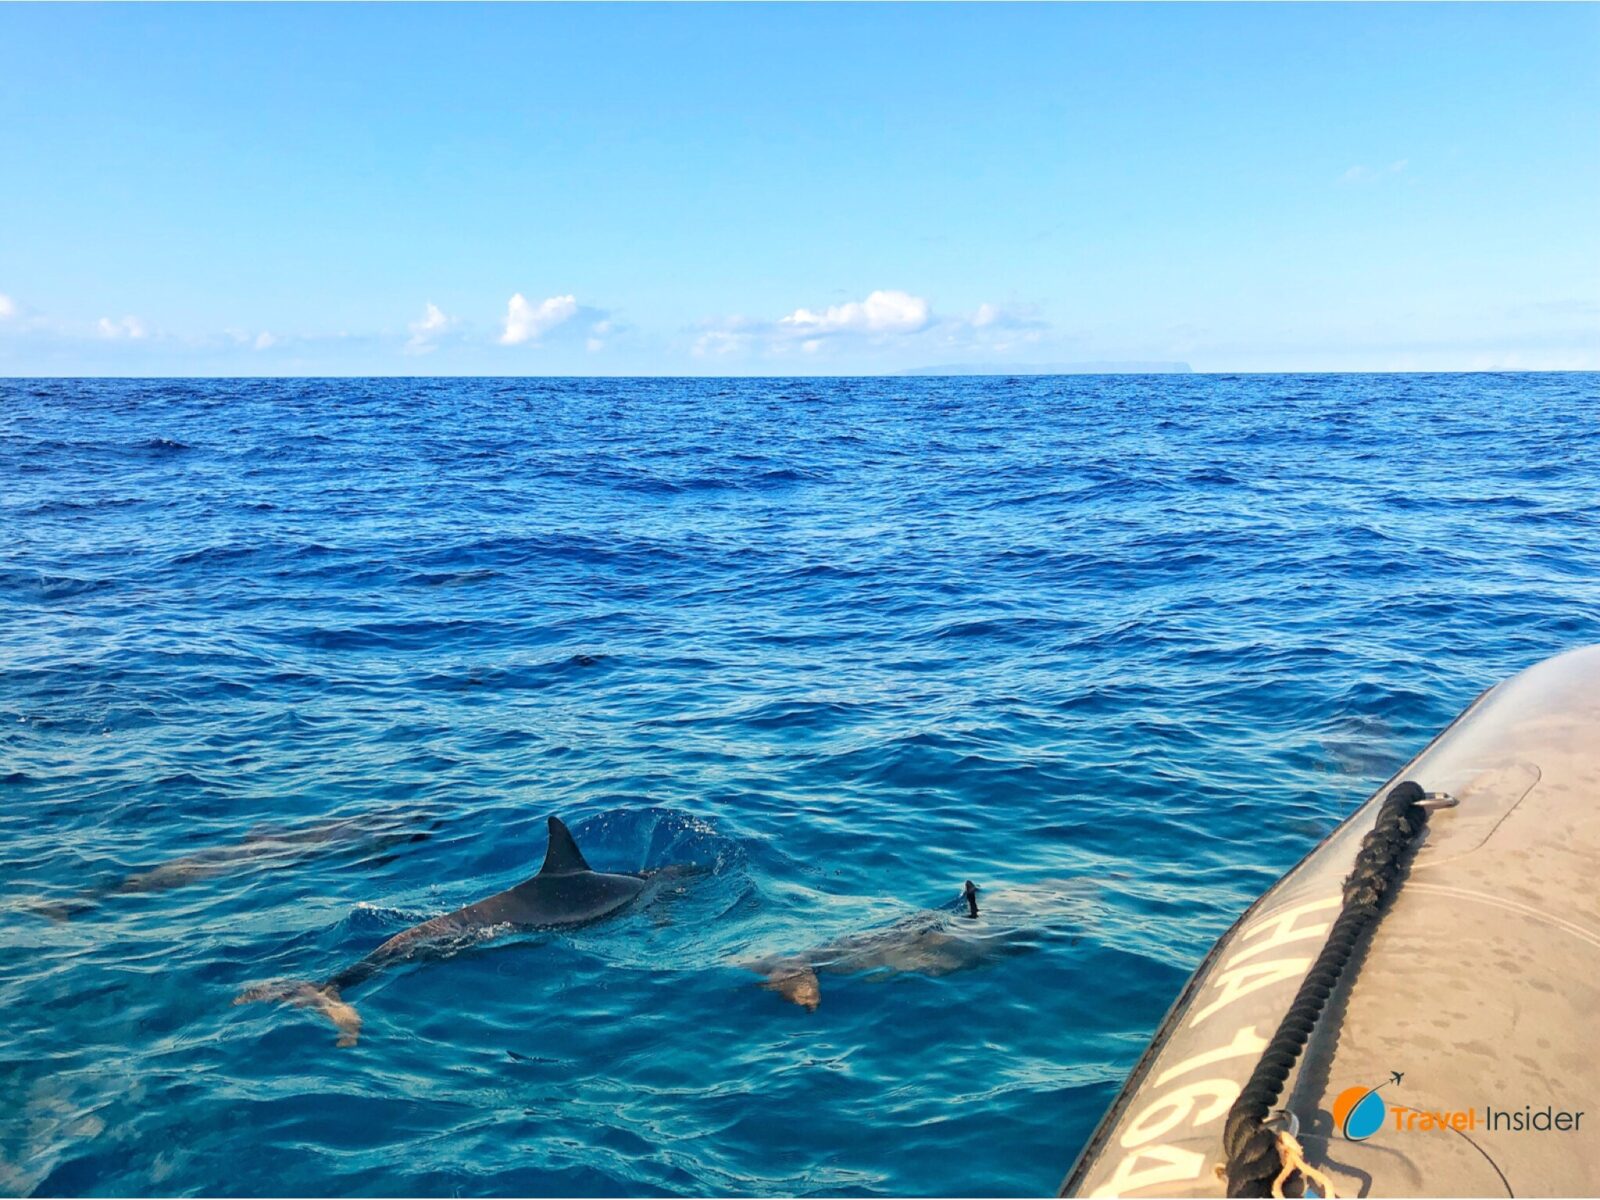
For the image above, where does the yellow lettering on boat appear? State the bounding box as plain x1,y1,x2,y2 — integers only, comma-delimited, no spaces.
1091,1144,1207,1198
1189,957,1310,1026
1153,1024,1268,1087
1223,896,1339,967
1120,1078,1239,1148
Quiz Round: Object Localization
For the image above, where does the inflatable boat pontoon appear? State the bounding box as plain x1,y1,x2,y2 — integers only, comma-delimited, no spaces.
1063,646,1600,1198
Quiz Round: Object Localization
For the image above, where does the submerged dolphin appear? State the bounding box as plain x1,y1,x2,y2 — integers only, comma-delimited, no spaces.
743,879,1079,1010
26,811,439,922
237,816,666,1046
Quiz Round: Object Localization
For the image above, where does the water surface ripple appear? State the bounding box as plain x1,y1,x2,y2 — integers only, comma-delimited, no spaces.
1,374,1597,1196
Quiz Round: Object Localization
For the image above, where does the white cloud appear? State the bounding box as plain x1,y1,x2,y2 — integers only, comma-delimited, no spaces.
0,293,16,320
254,331,277,350
692,291,1050,361
778,289,930,336
966,302,1050,336
692,325,752,358
500,293,578,346
96,315,147,340
405,302,457,353
693,289,931,359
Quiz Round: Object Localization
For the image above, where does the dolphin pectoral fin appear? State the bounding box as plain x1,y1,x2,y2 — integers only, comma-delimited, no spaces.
316,987,363,1047
759,965,821,1011
235,980,364,1047
735,955,821,1011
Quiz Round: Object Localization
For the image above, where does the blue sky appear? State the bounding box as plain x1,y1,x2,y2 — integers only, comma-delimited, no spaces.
1,3,1596,375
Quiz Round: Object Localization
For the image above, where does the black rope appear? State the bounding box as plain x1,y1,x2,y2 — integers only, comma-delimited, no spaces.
1220,780,1430,1197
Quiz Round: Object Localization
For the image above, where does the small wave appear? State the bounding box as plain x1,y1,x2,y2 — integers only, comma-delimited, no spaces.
17,496,146,517
924,614,1062,644
0,569,115,601
1184,467,1242,485
734,697,861,733
169,543,260,567
753,466,818,486
151,772,215,790
405,567,501,587
345,902,435,931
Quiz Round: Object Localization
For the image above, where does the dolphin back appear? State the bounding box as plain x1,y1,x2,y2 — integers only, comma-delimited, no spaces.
491,817,647,926
501,866,646,926
235,813,649,1048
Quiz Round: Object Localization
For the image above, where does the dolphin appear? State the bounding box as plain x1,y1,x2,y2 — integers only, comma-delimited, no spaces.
236,816,664,1046
743,879,1082,1010
25,811,439,922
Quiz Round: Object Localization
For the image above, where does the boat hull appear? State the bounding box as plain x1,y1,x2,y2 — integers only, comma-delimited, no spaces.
1063,645,1600,1198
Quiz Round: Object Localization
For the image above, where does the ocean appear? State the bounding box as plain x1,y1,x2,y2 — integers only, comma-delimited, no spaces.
2,373,1596,1196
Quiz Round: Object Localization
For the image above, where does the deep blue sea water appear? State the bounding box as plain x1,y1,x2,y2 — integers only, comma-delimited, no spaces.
2,374,1597,1197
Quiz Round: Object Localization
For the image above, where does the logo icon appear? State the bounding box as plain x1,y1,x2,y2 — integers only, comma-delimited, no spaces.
1333,1074,1401,1141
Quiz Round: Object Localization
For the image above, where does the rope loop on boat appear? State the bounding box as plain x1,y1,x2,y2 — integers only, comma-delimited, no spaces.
1271,1131,1337,1199
1219,780,1430,1197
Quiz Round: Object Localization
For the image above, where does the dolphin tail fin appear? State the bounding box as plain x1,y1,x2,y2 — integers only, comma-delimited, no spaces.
235,980,363,1047
23,895,96,923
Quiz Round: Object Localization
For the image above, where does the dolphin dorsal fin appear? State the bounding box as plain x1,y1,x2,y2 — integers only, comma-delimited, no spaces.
539,816,593,876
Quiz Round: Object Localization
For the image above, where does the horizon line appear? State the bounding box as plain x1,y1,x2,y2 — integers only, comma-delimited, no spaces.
4,369,1599,381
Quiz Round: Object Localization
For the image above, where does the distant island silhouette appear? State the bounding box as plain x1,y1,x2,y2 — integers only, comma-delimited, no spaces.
899,361,1193,376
